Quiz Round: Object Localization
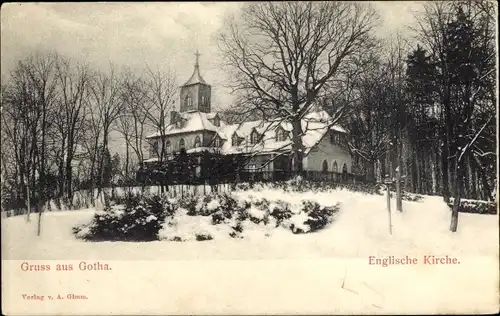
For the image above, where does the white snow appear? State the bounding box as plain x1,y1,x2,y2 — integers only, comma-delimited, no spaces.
289,212,312,233
2,188,498,314
247,206,267,220
206,199,220,211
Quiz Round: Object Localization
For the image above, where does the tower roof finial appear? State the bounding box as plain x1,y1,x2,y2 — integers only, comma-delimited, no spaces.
195,50,201,68
182,50,207,86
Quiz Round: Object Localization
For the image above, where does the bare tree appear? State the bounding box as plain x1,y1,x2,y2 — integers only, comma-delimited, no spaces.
87,64,123,198
53,55,91,204
218,2,379,173
414,0,496,231
115,69,150,182
2,52,58,231
141,64,178,194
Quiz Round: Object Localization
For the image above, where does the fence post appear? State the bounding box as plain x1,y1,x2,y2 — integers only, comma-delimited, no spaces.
396,166,403,212
386,184,392,235
26,184,31,222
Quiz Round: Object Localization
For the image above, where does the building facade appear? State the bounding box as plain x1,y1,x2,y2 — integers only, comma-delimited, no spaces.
144,52,353,179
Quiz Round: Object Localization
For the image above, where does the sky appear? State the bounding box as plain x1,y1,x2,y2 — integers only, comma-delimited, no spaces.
1,1,425,154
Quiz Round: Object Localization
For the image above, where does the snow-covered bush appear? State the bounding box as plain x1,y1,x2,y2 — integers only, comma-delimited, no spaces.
73,195,178,241
401,192,424,202
268,200,293,227
234,180,379,195
448,199,497,215
195,232,213,241
300,200,340,232
181,194,200,216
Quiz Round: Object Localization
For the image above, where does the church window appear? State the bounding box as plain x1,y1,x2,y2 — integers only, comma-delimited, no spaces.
250,130,260,144
213,116,220,127
276,127,287,142
232,133,239,146
213,136,222,147
165,139,171,154
201,96,205,105
332,161,338,172
179,138,185,150
194,136,201,148
322,160,328,172
184,95,189,109
330,132,341,145
151,140,159,156
342,163,348,173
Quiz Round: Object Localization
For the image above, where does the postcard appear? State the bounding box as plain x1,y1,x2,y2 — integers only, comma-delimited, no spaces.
1,2,498,315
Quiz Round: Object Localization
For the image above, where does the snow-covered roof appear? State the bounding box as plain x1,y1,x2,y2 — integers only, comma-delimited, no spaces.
217,110,346,156
146,111,222,138
145,110,347,157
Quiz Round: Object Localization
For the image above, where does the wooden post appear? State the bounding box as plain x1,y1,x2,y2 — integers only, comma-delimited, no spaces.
396,166,403,212
37,204,42,236
386,184,392,235
26,184,31,222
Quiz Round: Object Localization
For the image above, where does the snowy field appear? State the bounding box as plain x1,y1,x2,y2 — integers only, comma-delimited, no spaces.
2,188,498,260
2,188,498,314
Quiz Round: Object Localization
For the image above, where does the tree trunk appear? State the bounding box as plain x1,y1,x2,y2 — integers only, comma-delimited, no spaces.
441,140,450,202
125,142,130,182
291,119,304,175
431,153,437,194
415,150,421,194
450,159,463,233
470,160,478,200
26,183,31,222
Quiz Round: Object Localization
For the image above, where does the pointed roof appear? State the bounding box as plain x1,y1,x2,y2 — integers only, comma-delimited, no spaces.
183,50,208,86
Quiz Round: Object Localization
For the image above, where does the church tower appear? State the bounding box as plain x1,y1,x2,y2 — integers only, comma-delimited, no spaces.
179,51,212,113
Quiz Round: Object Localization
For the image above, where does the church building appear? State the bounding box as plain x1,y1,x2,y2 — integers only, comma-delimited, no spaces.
144,52,353,179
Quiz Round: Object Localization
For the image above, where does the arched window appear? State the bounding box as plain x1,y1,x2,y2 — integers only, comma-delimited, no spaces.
188,95,192,107
251,130,259,144
213,136,222,147
276,127,287,142
322,160,328,172
232,133,239,146
201,96,205,105
194,136,201,148
342,163,348,181
332,161,338,172
184,95,189,109
179,138,185,150
151,139,159,156
165,139,171,153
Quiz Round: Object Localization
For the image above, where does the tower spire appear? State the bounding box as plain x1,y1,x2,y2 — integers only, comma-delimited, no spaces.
195,50,201,68
183,50,207,86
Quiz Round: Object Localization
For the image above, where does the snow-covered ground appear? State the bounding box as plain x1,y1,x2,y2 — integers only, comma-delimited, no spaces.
2,188,498,260
2,188,498,314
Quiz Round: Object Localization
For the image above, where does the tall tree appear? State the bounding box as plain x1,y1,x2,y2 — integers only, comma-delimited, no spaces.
414,0,496,231
218,2,379,173
141,64,177,194
87,64,122,197
53,55,90,203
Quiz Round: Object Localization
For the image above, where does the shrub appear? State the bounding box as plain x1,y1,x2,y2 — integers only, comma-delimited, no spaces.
287,200,340,234
182,194,200,216
209,193,248,224
234,180,380,195
301,200,340,232
73,194,178,241
195,233,213,241
211,210,227,225
448,199,497,215
268,200,293,227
